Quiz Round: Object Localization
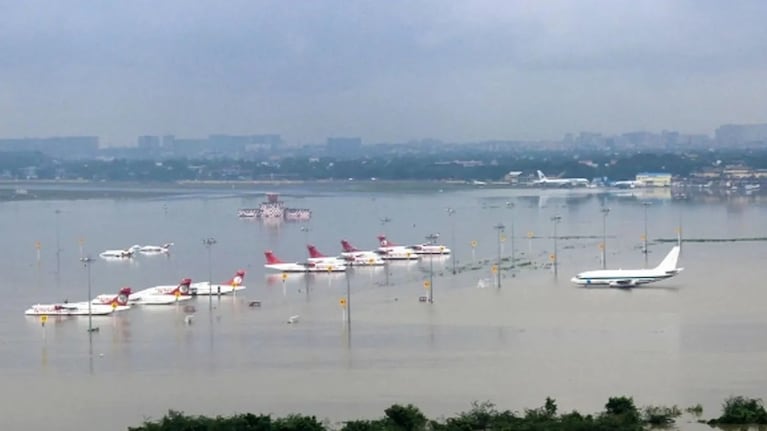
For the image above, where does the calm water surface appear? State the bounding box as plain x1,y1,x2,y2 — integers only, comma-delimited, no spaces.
1,183,766,430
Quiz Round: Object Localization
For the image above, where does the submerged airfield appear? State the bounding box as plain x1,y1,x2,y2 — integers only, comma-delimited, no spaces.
1,181,766,430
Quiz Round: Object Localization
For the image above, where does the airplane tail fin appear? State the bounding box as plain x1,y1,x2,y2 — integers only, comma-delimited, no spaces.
341,240,359,253
655,246,681,272
172,278,192,295
114,287,132,306
537,170,546,181
307,244,325,258
224,270,246,286
264,251,283,265
377,235,393,247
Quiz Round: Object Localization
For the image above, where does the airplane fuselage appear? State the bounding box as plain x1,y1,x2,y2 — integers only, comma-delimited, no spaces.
571,268,683,287
341,251,386,265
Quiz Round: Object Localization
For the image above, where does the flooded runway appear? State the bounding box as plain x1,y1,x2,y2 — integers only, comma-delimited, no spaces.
1,183,766,430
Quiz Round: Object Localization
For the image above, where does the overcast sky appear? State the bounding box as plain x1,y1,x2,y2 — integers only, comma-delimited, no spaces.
2,0,766,146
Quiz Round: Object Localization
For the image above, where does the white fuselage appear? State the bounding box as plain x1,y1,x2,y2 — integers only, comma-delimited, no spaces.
408,244,451,255
99,249,133,259
191,282,246,295
307,256,348,266
25,302,117,316
265,262,312,273
341,251,386,266
571,268,682,287
264,260,346,273
139,245,170,254
377,246,420,260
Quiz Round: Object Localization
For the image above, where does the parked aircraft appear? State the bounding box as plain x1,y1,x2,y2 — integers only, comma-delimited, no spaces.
570,246,683,288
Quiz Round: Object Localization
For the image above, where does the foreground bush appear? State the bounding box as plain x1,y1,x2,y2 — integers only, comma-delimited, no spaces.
708,396,767,425
129,395,767,430
129,396,665,431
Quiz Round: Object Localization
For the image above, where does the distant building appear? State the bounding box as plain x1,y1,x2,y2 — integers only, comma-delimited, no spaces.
137,135,162,150
715,124,767,146
326,137,362,156
636,172,672,187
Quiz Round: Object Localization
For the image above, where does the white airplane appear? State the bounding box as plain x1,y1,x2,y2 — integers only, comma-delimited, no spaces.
99,249,134,259
340,240,386,266
375,235,421,261
26,287,131,316
192,269,246,295
534,170,590,188
307,244,349,267
571,246,684,288
263,250,346,273
129,243,173,255
128,278,194,305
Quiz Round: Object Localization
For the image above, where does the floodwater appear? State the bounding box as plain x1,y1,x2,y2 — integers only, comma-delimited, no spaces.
1,183,766,430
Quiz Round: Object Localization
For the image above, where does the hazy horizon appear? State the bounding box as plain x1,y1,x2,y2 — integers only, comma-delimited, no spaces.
2,1,766,146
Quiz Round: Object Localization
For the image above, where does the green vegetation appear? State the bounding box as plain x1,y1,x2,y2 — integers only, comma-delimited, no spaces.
5,146,767,182
127,396,695,431
685,403,703,417
708,396,767,425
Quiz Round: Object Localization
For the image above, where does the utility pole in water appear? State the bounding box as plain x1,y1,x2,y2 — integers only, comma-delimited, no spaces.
550,216,562,277
493,223,505,288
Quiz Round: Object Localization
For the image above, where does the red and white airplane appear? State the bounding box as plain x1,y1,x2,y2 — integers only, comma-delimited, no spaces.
26,287,132,316
340,240,386,266
128,278,194,305
376,235,421,260
307,244,352,267
264,250,346,272
192,270,246,295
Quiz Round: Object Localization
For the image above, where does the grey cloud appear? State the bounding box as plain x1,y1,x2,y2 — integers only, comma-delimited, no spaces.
1,0,766,144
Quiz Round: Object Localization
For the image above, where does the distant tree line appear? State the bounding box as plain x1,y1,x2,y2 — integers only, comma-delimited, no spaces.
4,147,767,182
129,395,767,430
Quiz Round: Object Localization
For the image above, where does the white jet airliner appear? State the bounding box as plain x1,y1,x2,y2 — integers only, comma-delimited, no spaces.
534,170,590,188
570,246,683,288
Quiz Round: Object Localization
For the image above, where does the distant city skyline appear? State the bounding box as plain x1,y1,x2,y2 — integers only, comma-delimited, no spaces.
2,1,767,146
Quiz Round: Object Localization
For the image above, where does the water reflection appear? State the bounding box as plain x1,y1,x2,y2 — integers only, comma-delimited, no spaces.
88,331,94,375
7,185,767,431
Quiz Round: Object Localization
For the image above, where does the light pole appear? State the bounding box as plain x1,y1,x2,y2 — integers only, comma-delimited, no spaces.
551,216,562,276
381,216,391,287
345,269,352,338
642,202,651,267
446,208,456,274
80,256,96,333
493,223,505,289
425,233,439,302
601,207,610,269
506,202,515,274
203,237,217,307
